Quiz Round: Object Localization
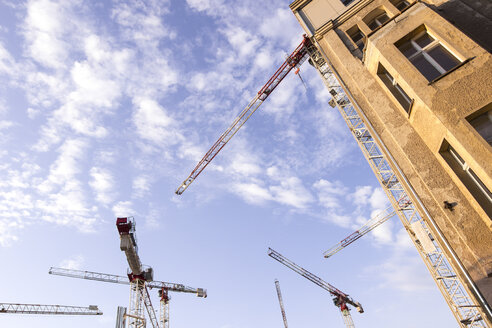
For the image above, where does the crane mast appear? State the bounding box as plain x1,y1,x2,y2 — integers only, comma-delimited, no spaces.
268,248,362,328
0,303,102,315
175,36,312,195
274,279,289,328
305,40,489,327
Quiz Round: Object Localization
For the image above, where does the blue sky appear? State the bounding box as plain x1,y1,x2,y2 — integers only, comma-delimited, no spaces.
0,0,457,327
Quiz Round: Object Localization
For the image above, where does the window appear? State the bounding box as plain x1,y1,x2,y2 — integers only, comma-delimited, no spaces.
396,28,461,81
467,103,492,147
368,13,390,30
390,0,410,11
440,142,492,219
363,8,390,31
341,0,356,6
377,64,413,112
348,27,365,52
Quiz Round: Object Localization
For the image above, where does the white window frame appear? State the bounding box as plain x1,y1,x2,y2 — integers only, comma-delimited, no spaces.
368,13,390,29
403,31,461,77
377,64,413,112
448,146,492,205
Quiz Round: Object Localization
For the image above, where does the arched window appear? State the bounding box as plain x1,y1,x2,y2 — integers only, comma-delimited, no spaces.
363,8,390,30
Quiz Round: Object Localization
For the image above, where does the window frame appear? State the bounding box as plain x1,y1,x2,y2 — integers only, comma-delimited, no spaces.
368,12,390,30
377,63,413,113
466,103,492,147
396,29,462,82
440,142,492,219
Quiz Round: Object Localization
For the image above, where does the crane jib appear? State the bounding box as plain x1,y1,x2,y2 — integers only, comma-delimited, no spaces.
175,36,312,195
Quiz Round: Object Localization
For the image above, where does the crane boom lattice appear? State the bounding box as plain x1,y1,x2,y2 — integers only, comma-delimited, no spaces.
274,280,289,328
175,36,312,195
268,248,363,313
324,205,396,258
0,303,102,315
48,267,206,297
306,40,489,327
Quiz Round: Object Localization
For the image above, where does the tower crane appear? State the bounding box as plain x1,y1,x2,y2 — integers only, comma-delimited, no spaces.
0,303,102,315
305,42,489,327
175,36,312,195
274,279,289,328
268,248,363,328
48,267,206,328
49,216,206,328
116,216,159,328
174,29,488,326
323,194,412,258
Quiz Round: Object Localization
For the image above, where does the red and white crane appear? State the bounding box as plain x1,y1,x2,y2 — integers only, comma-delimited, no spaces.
49,216,206,328
0,303,102,315
268,248,363,328
175,36,313,195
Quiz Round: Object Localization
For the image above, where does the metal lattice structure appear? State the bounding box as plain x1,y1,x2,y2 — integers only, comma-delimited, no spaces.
305,40,488,327
0,303,102,315
48,268,206,296
323,205,396,258
268,248,362,327
128,279,147,328
49,267,206,328
274,280,289,328
159,289,170,328
175,37,312,195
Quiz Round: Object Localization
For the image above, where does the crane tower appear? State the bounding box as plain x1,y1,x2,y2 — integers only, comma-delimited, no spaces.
268,247,362,328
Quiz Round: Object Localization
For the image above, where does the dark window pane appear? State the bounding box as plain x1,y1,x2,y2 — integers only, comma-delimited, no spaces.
427,45,460,71
396,0,409,10
441,145,492,219
469,109,492,146
378,13,390,24
399,41,417,58
368,20,379,30
411,53,441,81
415,33,434,48
377,64,412,112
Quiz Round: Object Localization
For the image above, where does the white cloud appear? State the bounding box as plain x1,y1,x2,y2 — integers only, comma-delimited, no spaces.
133,175,151,198
112,201,134,218
232,182,273,205
363,249,435,292
313,179,348,209
38,138,87,193
133,98,184,145
59,254,84,270
270,176,313,209
23,0,73,69
89,167,115,205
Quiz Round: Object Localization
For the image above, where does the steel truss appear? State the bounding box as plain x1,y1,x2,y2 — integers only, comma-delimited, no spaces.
0,303,102,315
305,41,488,327
128,279,147,328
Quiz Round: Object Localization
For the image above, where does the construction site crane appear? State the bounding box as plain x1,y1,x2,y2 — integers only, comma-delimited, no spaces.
274,279,289,328
174,28,488,326
268,248,362,328
116,216,159,328
0,303,102,315
305,42,489,327
48,217,206,328
48,268,206,297
324,194,414,258
175,36,312,195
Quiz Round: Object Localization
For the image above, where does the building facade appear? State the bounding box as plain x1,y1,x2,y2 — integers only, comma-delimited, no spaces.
289,0,492,325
